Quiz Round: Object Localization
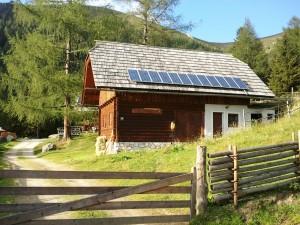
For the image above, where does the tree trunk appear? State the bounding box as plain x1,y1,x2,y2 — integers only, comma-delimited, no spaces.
143,22,148,45
63,36,71,140
142,6,149,45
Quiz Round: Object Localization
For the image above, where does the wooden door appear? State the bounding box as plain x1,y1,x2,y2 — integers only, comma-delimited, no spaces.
213,112,223,137
175,111,188,141
175,111,202,141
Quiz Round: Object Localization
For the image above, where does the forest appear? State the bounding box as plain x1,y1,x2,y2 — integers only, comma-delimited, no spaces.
0,1,299,138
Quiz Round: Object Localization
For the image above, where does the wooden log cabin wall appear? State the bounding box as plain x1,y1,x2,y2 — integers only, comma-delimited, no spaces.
99,91,250,142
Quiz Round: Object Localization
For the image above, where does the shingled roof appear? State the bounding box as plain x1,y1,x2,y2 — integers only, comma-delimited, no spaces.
87,41,275,99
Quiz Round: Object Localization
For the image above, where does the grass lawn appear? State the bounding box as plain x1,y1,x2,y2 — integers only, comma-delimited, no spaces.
34,111,300,224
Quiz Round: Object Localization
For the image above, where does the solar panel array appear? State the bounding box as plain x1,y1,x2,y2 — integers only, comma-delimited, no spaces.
128,69,249,90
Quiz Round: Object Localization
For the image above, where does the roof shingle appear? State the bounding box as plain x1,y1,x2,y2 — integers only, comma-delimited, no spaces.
88,41,275,99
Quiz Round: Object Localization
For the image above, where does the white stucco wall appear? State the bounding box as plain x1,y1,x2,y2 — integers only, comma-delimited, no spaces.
205,104,275,139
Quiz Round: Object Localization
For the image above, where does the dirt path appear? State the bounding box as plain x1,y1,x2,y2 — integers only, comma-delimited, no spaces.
4,139,188,225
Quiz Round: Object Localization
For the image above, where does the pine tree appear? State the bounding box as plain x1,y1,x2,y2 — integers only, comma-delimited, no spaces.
268,16,300,95
231,19,270,83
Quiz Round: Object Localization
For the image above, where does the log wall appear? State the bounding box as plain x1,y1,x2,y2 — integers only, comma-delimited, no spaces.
115,92,249,142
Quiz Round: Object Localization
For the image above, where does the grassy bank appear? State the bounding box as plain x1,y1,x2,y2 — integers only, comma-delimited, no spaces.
35,111,300,224
38,112,300,173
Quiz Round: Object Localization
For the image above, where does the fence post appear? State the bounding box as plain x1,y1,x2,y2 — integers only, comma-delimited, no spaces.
196,146,208,214
190,167,197,219
233,146,238,208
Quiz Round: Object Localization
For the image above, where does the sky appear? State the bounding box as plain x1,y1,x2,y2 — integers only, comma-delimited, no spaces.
1,0,300,43
173,0,300,43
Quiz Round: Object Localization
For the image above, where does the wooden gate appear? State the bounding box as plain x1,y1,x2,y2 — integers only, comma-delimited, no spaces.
0,170,197,225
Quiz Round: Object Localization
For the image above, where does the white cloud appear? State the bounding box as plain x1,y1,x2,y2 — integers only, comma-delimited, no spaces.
87,0,139,13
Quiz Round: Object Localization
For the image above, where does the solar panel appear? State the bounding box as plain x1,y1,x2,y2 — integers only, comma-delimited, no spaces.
215,76,231,88
232,77,248,89
127,69,249,90
206,76,221,87
188,74,202,86
128,69,141,81
148,71,162,83
138,70,151,82
159,72,173,84
223,77,239,89
197,75,211,87
178,73,192,85
169,72,183,84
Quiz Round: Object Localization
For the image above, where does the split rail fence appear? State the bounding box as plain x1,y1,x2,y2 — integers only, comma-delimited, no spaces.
0,147,208,225
208,131,300,207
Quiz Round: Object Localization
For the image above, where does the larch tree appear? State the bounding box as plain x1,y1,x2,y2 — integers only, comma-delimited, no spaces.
231,18,270,83
268,16,300,95
2,0,96,140
115,0,193,45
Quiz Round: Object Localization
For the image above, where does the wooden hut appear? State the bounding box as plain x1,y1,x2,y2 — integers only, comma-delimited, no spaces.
82,41,275,151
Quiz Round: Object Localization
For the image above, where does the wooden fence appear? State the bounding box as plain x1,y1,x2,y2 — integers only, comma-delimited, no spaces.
0,147,208,225
57,126,81,137
208,132,300,207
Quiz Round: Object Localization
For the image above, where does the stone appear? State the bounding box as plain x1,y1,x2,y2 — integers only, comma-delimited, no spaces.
95,136,106,156
48,134,59,139
6,135,14,142
42,143,56,153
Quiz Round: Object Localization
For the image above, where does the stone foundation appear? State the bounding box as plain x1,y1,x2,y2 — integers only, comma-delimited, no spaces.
114,142,173,152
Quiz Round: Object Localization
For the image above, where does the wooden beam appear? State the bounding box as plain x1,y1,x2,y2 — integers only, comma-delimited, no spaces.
0,201,190,213
232,146,238,208
0,170,185,180
0,186,191,195
19,215,191,225
213,177,300,202
190,167,196,219
196,146,208,214
208,141,297,158
0,173,192,225
209,145,298,166
211,167,299,191
211,164,299,184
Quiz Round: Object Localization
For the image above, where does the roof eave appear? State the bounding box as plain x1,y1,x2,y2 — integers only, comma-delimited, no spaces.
87,87,275,100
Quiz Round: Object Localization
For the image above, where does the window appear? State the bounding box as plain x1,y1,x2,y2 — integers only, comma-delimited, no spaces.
267,114,274,120
109,112,113,126
228,114,238,128
102,116,107,128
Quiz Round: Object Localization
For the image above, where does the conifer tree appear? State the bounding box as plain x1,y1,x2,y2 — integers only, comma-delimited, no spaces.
231,19,270,83
268,16,300,95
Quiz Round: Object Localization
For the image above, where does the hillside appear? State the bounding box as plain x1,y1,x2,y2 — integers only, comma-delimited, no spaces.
198,32,283,52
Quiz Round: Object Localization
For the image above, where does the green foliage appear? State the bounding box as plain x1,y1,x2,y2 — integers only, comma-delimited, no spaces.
230,19,270,83
268,16,300,95
2,1,91,129
190,205,244,225
117,0,193,44
289,182,300,191
109,154,132,163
